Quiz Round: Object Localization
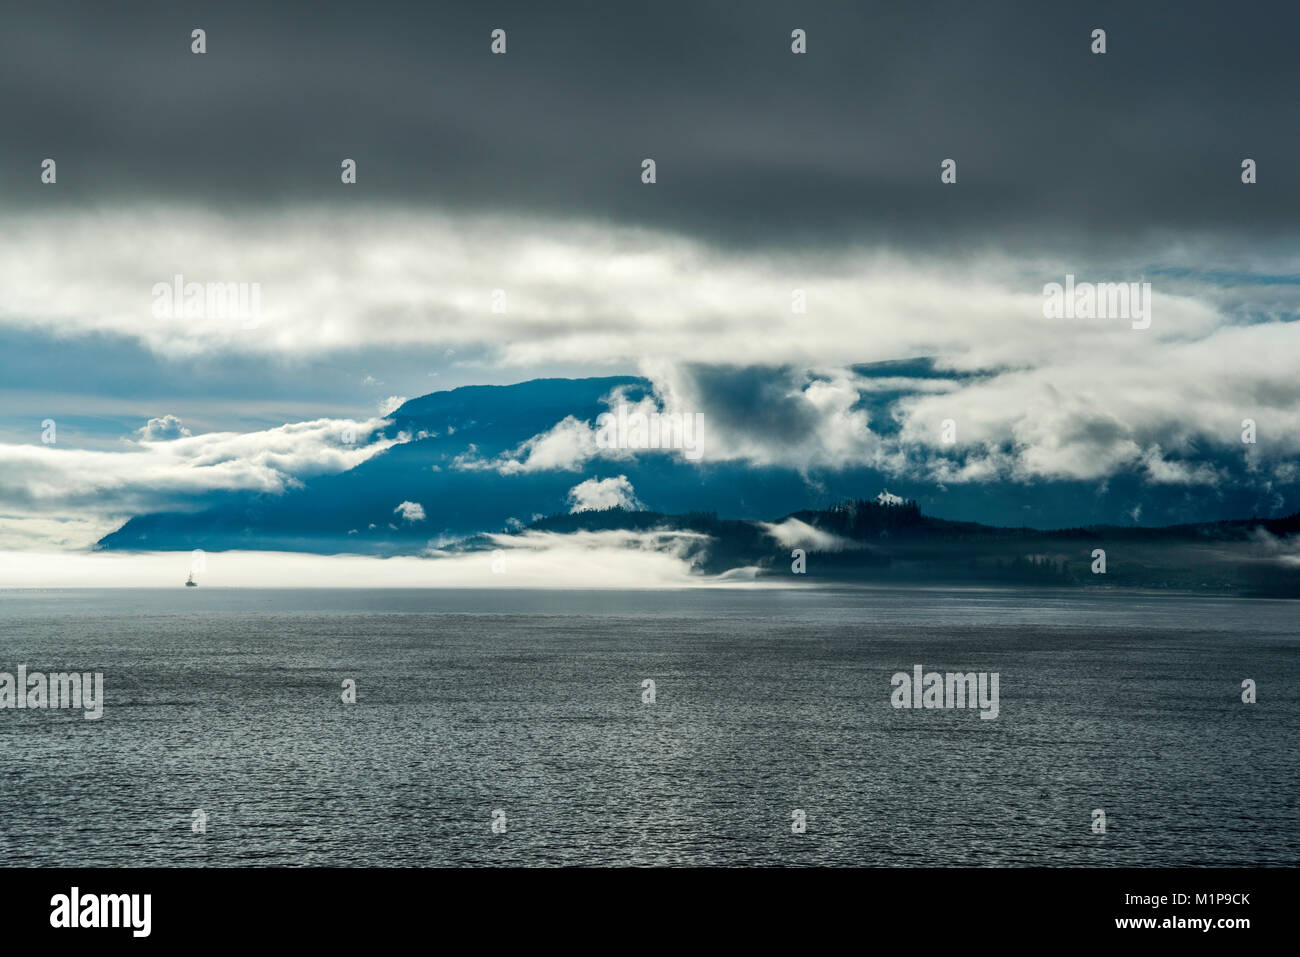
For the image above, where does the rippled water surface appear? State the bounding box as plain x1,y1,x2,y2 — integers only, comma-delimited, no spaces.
0,587,1296,866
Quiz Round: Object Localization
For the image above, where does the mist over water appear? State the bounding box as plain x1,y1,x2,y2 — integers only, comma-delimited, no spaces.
1,587,1295,866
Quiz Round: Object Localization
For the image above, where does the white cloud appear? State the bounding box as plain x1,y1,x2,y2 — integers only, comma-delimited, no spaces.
394,501,425,522
2,205,1299,527
759,517,857,552
0,206,1267,374
448,331,1300,489
136,414,191,441
459,374,880,476
0,529,779,589
1249,527,1300,567
0,416,399,549
567,475,643,513
500,415,598,474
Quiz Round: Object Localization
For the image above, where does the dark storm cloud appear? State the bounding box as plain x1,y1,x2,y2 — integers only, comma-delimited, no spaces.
674,363,825,439
1,0,1297,252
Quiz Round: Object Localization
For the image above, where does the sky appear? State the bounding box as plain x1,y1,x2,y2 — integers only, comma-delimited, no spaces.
1,0,1299,558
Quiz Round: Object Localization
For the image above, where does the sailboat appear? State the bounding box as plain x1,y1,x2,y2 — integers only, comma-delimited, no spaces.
185,572,198,587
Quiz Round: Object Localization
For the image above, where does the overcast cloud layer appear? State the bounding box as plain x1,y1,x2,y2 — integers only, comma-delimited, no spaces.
3,0,1299,250
0,1,1297,555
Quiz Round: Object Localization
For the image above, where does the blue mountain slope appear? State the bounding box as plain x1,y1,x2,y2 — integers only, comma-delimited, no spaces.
97,375,890,553
95,373,1299,554
382,376,646,452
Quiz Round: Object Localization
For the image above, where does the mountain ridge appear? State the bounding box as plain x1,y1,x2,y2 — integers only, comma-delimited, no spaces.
95,373,1300,566
478,498,1300,596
